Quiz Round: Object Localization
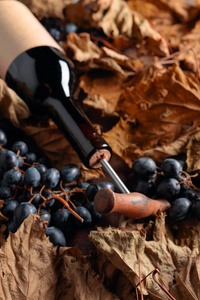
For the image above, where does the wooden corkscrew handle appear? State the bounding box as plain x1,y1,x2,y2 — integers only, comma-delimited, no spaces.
94,188,171,219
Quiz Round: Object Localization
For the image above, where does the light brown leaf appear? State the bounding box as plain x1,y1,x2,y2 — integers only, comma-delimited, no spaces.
0,79,30,127
186,128,200,172
89,213,200,300
20,0,73,19
102,63,200,166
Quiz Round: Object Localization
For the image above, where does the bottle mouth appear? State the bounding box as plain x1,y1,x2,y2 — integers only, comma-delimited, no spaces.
89,149,111,169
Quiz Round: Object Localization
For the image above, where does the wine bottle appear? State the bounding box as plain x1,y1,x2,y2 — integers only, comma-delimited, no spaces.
0,0,112,169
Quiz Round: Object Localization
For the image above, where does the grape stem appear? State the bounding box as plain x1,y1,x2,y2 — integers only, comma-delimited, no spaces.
48,195,84,222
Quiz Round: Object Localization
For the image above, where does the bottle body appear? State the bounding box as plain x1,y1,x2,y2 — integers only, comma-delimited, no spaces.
0,1,112,169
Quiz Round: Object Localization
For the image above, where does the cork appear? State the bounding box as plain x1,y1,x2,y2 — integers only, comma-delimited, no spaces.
0,0,64,79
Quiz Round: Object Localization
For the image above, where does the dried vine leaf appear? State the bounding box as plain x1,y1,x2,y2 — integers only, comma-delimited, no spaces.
103,63,200,166
149,0,200,22
89,213,200,299
0,79,30,127
0,214,118,299
186,128,200,172
20,0,73,19
64,0,169,56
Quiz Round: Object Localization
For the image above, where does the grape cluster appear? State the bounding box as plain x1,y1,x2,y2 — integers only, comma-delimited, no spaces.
0,128,116,248
130,156,200,223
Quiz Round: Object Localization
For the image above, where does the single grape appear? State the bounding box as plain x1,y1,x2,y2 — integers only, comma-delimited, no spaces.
1,198,19,218
34,163,47,176
84,202,102,223
85,184,100,202
157,178,181,201
132,157,156,179
46,226,66,247
12,141,28,155
169,197,192,222
39,208,51,226
78,182,90,189
0,129,7,146
60,164,79,183
3,168,22,186
192,198,200,220
161,158,182,178
0,150,19,172
41,168,60,189
97,181,116,191
0,186,11,198
14,202,37,225
180,189,199,201
41,190,55,209
25,152,37,165
51,208,72,235
26,189,42,207
4,218,19,238
65,23,78,34
131,178,155,197
72,206,92,227
24,167,41,187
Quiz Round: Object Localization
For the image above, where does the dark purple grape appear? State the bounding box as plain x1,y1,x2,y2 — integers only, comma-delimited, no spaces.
1,198,19,218
169,197,192,222
131,179,155,197
24,167,41,187
26,189,42,207
0,129,7,146
41,190,55,209
0,150,19,172
14,202,37,225
0,186,11,198
24,152,37,165
39,208,51,226
3,168,22,185
97,181,116,191
157,178,181,201
192,198,200,220
51,208,72,235
84,202,102,223
72,206,92,227
34,163,47,175
180,189,199,201
41,168,60,189
4,218,19,238
65,23,78,34
60,164,79,183
132,157,156,179
85,184,100,202
161,158,182,178
49,28,61,42
78,182,90,189
46,226,66,247
12,141,28,155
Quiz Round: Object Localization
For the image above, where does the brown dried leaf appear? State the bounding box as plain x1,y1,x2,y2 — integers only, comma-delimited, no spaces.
0,214,59,299
186,128,200,172
64,0,169,56
0,79,30,127
62,32,101,63
89,213,200,300
20,0,73,19
0,214,118,299
103,63,200,166
58,247,120,300
149,0,200,23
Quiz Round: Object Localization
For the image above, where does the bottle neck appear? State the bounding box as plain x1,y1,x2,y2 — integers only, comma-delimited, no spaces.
43,95,112,168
